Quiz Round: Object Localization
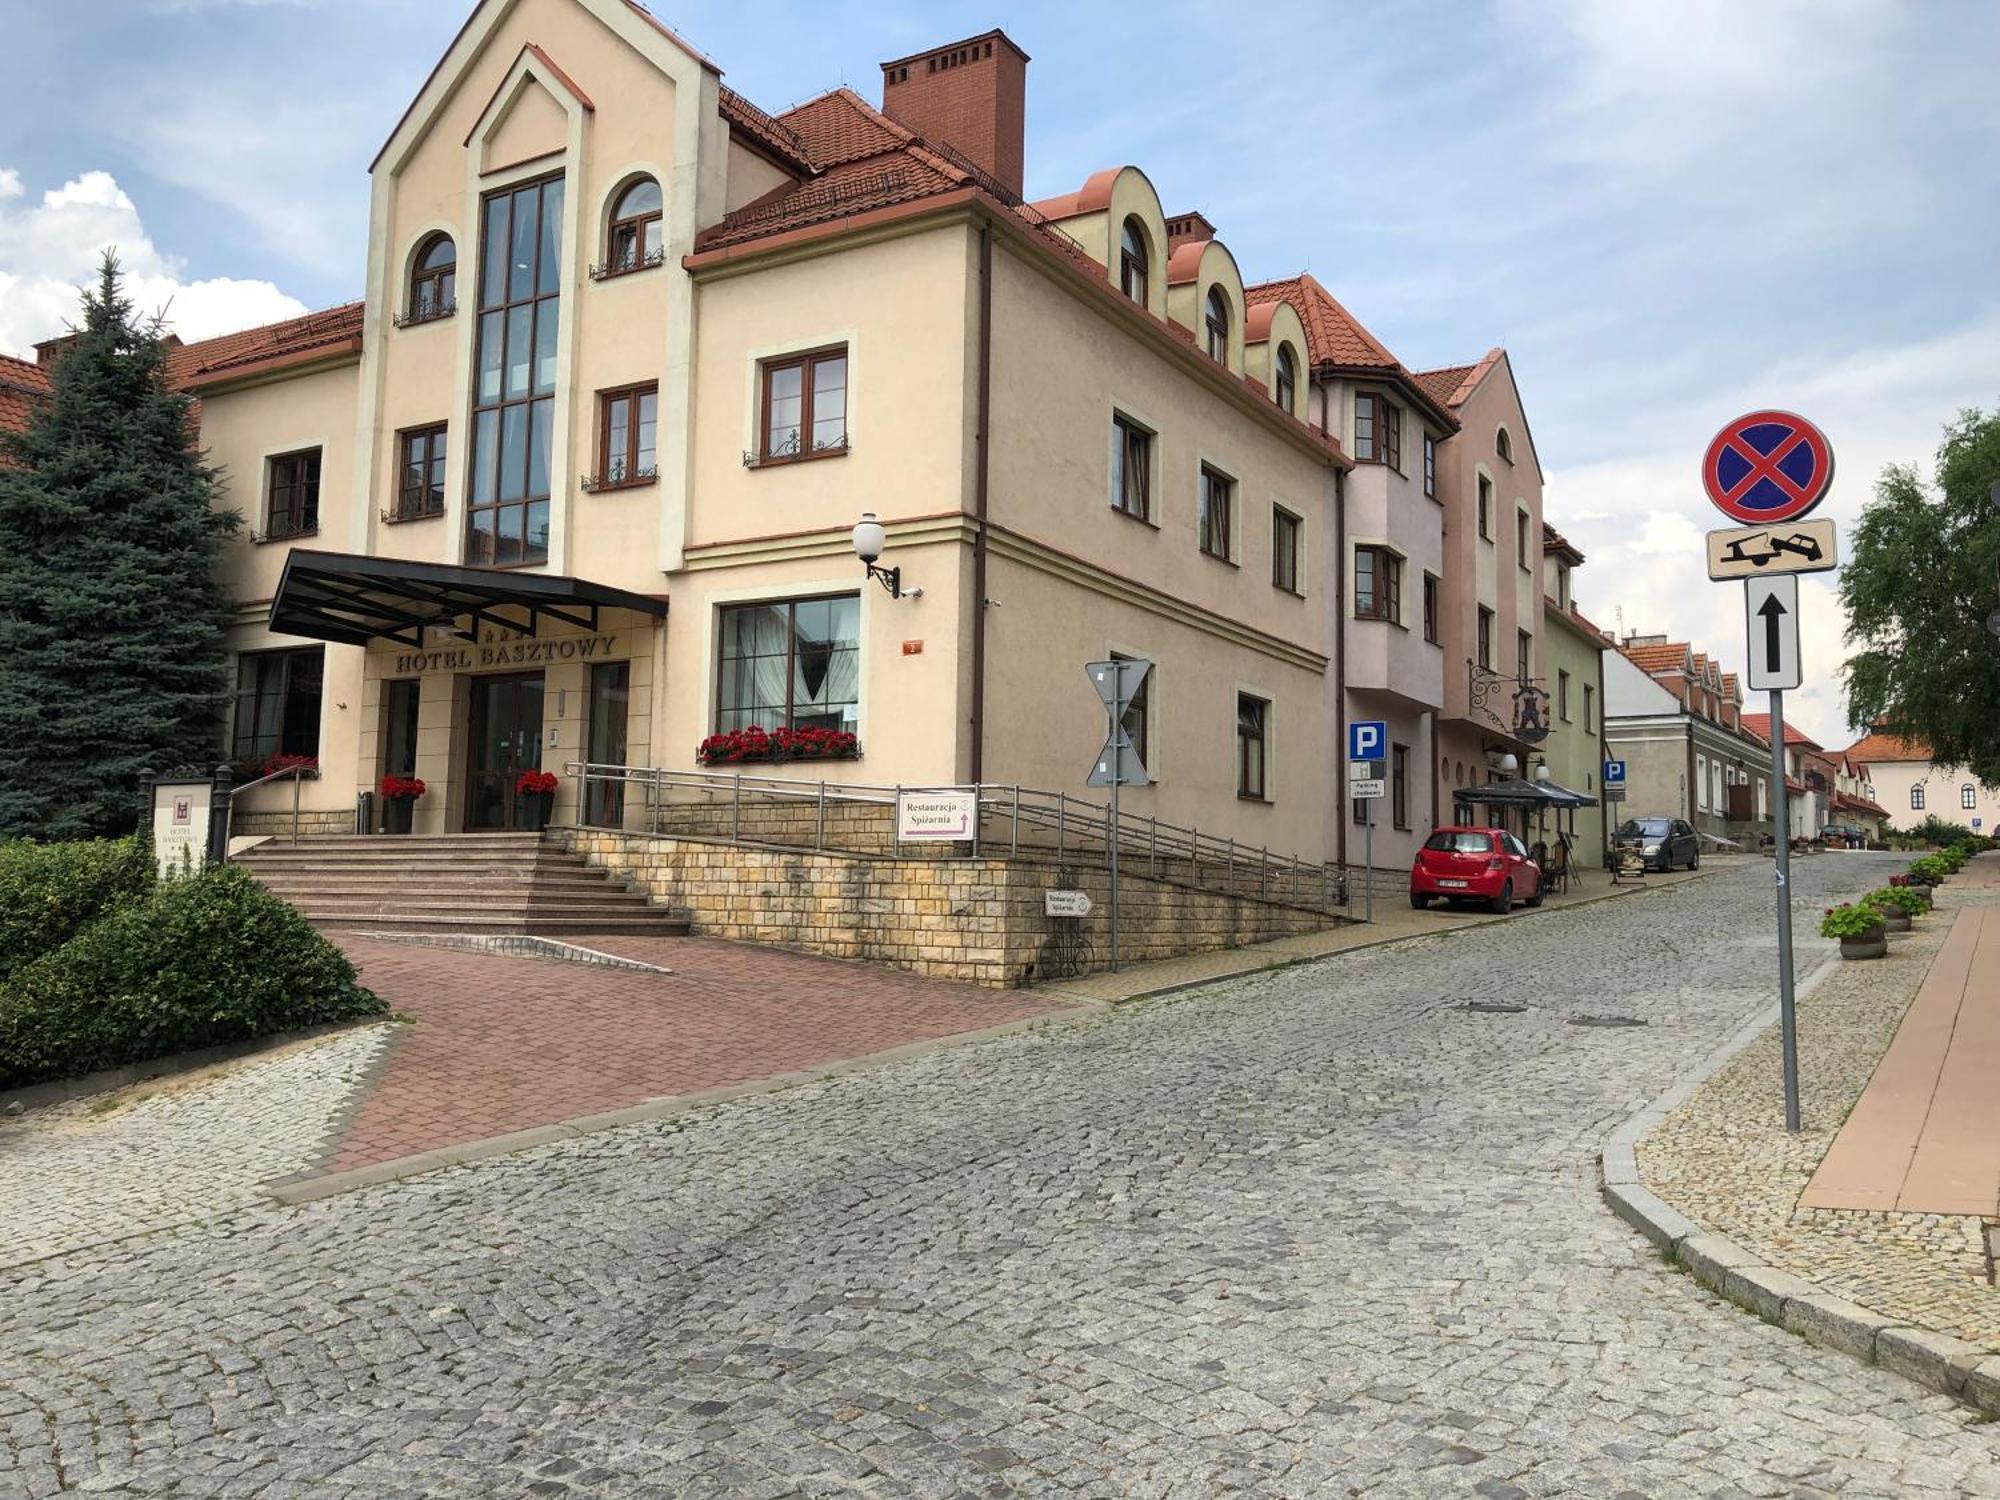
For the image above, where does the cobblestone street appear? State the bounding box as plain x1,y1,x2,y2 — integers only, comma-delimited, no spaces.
7,852,2000,1498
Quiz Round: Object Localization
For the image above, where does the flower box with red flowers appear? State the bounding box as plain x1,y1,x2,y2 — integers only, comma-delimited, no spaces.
696,726,860,765
515,770,560,797
378,775,428,802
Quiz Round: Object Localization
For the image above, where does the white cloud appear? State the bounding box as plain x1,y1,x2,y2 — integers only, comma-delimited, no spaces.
0,167,307,357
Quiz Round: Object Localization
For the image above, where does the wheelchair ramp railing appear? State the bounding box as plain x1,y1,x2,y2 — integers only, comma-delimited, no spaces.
564,762,1347,913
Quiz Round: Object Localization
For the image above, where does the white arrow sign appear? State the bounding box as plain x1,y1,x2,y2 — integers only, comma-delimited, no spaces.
1744,574,1802,691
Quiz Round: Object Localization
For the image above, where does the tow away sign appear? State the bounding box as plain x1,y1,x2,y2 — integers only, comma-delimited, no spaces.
1706,518,1838,580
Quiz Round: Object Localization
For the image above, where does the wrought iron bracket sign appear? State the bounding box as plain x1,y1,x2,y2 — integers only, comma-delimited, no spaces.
1468,661,1550,743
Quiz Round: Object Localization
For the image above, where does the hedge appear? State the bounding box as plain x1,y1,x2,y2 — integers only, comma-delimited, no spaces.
0,837,155,983
0,863,385,1088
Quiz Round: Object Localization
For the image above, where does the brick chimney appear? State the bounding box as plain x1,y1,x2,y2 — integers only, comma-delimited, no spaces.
33,333,79,368
880,30,1028,199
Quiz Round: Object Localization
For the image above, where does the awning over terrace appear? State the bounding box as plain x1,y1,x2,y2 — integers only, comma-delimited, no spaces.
269,549,667,648
1453,777,1596,809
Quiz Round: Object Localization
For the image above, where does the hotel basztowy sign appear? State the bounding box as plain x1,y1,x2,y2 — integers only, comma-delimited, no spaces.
392,632,621,676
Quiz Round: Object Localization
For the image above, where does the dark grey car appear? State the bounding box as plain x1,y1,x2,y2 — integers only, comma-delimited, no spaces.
1615,816,1700,872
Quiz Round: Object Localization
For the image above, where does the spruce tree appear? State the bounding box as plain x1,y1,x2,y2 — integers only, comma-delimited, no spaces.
0,254,239,838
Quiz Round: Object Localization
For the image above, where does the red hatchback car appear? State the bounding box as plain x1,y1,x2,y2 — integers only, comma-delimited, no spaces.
1409,826,1545,913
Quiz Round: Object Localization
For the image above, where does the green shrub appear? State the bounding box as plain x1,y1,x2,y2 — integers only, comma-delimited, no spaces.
1908,854,1949,884
0,863,384,1088
0,838,154,982
1819,903,1886,939
1865,886,1926,917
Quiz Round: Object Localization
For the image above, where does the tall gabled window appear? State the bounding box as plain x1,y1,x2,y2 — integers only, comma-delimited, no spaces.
1272,507,1301,593
1382,400,1402,472
408,234,456,322
1558,669,1571,721
1911,785,1925,810
1237,693,1268,800
1274,344,1297,415
1963,784,1978,809
1516,629,1532,684
596,383,658,489
1584,682,1594,733
606,177,663,273
1198,465,1234,561
265,448,321,540
1353,393,1376,461
1477,606,1494,669
760,346,848,461
1204,286,1230,362
1119,217,1150,305
1422,573,1439,643
1423,433,1436,498
395,425,446,521
1477,473,1494,540
468,172,563,567
1496,425,1514,464
1111,413,1152,521
1391,744,1410,830
1517,507,1532,569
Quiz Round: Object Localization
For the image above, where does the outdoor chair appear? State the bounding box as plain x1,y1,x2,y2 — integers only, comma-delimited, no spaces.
1547,839,1572,894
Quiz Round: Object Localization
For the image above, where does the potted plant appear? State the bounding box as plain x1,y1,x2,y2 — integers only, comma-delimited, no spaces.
1864,886,1923,932
378,774,427,834
1908,854,1948,887
1821,902,1887,959
516,769,559,831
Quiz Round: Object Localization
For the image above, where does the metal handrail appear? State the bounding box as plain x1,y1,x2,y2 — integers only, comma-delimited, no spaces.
227,762,316,845
563,761,1345,911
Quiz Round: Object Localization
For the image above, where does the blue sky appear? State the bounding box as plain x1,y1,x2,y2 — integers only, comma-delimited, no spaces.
4,0,1998,750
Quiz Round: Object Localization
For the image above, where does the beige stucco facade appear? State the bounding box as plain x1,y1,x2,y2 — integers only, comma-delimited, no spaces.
195,0,1355,860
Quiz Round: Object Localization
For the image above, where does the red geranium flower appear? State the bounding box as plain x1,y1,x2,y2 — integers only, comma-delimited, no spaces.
516,770,559,796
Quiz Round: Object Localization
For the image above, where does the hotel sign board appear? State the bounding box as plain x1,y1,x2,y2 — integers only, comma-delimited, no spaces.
896,789,979,842
150,778,213,877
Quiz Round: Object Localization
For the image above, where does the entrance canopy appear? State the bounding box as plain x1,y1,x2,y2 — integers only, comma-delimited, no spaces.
270,549,667,648
1455,777,1597,810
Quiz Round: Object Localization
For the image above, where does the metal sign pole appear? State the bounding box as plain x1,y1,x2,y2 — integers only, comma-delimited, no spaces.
1108,693,1121,974
1770,687,1800,1131
1364,797,1374,924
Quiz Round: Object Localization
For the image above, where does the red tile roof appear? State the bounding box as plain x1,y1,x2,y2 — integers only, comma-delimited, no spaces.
1840,729,1931,766
718,85,812,174
1244,273,1457,431
1621,641,1692,676
1412,349,1503,410
1740,713,1821,750
1542,521,1585,565
0,354,50,446
169,302,364,388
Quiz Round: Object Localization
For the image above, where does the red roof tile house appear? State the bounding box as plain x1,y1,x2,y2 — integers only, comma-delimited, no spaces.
1840,728,2000,837
1605,634,1777,845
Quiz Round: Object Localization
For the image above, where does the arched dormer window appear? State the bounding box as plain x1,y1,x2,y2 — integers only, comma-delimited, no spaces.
1274,343,1297,415
1205,286,1230,363
1119,216,1150,305
408,233,456,322
1496,425,1514,464
607,177,663,274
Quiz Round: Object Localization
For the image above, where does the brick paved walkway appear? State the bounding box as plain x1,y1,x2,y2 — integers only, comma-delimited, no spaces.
318,934,1068,1175
1803,896,2000,1217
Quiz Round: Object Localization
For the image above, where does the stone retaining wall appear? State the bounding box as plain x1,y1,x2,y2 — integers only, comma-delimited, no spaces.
233,809,354,837
563,830,1341,986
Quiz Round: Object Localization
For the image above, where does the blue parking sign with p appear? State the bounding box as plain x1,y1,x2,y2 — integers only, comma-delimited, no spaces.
1349,720,1386,762
1603,759,1627,787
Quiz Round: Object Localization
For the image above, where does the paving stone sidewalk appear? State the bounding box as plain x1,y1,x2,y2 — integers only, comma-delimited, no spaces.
1637,880,2000,1353
0,1026,392,1270
7,850,1999,1496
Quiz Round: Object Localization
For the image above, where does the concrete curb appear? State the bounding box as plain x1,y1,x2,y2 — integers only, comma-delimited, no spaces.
1598,953,2000,1418
0,1018,384,1116
265,1004,1093,1205
1049,866,1717,1007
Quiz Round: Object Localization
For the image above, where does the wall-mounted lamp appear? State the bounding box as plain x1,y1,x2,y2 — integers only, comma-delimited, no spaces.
851,512,921,599
1496,752,1520,776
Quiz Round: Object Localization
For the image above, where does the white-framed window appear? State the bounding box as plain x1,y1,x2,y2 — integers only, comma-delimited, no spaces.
1911,785,1925,810
1696,754,1709,811
1963,784,1977,809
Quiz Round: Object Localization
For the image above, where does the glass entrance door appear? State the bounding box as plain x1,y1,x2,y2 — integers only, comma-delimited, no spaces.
464,672,545,830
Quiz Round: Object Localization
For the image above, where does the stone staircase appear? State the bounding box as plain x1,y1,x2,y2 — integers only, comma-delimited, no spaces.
234,832,691,937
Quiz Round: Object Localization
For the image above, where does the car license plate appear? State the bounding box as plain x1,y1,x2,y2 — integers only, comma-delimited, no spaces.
1437,879,1468,888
